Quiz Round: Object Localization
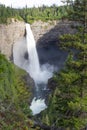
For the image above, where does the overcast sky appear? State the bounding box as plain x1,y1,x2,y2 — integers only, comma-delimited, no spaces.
0,0,64,8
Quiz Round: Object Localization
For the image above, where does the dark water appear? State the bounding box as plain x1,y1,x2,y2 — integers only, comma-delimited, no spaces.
33,83,50,100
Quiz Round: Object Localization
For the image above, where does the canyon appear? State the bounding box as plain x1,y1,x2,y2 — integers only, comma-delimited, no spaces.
0,19,76,60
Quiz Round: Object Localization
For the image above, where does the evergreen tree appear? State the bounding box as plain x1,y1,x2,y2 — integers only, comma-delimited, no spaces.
42,0,87,129
0,54,33,129
0,4,68,24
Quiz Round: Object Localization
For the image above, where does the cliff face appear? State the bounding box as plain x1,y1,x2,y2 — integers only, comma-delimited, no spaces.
31,20,77,46
31,20,58,42
0,20,25,59
0,20,77,59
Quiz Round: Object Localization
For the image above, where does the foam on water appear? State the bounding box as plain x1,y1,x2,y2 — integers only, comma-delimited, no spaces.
30,98,47,115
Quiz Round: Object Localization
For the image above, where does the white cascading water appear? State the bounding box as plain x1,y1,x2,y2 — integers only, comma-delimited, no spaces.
13,23,54,115
26,23,53,115
26,23,41,83
26,23,53,84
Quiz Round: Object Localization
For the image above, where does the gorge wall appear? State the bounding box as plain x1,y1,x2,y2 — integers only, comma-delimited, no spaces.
0,20,25,59
31,20,77,46
0,20,76,59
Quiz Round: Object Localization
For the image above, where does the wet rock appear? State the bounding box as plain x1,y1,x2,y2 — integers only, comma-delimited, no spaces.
48,77,57,90
23,73,35,102
24,73,35,88
24,52,28,60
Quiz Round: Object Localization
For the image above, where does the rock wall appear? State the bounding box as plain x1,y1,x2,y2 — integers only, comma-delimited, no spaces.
0,20,77,59
31,20,77,46
31,20,57,42
0,20,25,59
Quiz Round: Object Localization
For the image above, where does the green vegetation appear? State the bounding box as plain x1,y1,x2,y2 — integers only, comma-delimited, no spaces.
42,0,87,129
0,0,87,129
0,54,36,130
0,4,68,24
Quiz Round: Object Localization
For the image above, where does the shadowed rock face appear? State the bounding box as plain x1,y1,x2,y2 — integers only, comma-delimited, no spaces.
31,20,77,45
31,20,77,69
0,20,77,60
0,20,25,59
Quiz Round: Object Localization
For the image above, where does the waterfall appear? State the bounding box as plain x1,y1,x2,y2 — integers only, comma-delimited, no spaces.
13,23,64,115
26,23,41,83
26,23,53,84
26,23,54,115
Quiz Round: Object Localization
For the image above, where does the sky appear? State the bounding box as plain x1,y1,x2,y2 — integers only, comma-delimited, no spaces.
0,0,64,8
